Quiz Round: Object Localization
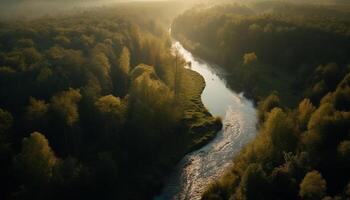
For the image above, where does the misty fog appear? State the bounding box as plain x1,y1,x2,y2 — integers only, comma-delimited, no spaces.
1,0,349,20
0,0,186,19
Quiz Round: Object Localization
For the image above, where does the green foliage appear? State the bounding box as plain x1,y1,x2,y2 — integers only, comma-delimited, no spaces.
237,163,269,200
91,52,113,93
51,156,83,194
0,3,222,199
264,108,297,157
173,4,350,198
53,157,82,183
128,64,180,137
171,2,350,200
94,95,127,139
257,92,280,123
203,70,350,199
0,108,13,134
310,80,329,102
333,86,350,110
0,108,13,153
95,95,126,120
173,3,350,105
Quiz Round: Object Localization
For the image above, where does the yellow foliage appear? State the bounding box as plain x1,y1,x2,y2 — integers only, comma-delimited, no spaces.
51,88,82,126
15,132,57,183
26,97,49,120
243,52,258,65
299,170,327,200
298,99,316,130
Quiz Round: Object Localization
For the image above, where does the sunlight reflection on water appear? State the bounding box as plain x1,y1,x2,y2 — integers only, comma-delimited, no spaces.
154,41,257,200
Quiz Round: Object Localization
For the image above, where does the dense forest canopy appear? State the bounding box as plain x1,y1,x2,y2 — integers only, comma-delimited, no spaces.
2,0,350,199
0,2,222,199
173,1,350,106
171,1,350,199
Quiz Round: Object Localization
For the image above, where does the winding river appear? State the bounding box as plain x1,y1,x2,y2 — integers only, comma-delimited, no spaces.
154,40,257,200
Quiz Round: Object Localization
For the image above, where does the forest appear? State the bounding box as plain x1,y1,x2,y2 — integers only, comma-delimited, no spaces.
172,1,350,200
0,2,221,200
173,1,350,106
2,0,350,199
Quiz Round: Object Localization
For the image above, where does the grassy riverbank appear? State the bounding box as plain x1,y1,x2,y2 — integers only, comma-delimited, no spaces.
179,68,222,152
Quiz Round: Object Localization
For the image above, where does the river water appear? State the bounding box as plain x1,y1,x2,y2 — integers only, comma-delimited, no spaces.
154,41,257,200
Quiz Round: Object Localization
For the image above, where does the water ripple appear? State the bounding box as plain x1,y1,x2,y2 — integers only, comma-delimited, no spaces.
154,41,257,200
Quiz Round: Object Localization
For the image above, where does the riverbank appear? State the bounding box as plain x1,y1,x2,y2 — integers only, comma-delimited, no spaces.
172,32,301,107
150,59,222,198
172,33,260,101
180,68,223,152
155,40,257,200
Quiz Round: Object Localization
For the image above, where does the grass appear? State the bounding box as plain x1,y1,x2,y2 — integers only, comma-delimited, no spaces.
178,68,222,151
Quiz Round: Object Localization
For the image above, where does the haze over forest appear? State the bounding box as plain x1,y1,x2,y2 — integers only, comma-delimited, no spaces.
0,0,349,18
1,0,350,200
